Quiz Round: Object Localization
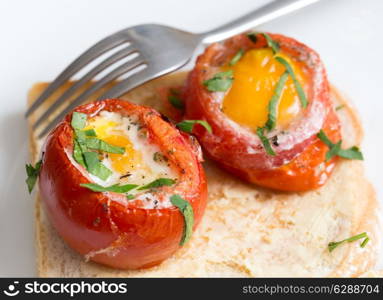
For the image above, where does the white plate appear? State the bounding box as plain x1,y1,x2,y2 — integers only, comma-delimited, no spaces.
0,0,382,276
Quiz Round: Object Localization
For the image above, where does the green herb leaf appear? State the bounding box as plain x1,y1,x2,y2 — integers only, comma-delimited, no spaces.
203,70,234,92
137,178,176,190
83,151,112,181
176,120,212,134
335,104,344,111
80,182,138,193
170,194,194,246
71,112,87,130
25,160,42,193
337,146,364,160
70,112,116,180
84,129,97,137
325,140,341,162
168,95,184,110
256,127,276,156
74,129,87,143
328,232,369,252
247,33,258,43
73,139,86,167
275,56,308,108
360,237,370,248
265,71,289,131
317,130,364,161
85,138,125,154
316,130,333,147
261,33,280,54
126,194,135,200
229,49,244,66
73,127,87,158
72,128,89,168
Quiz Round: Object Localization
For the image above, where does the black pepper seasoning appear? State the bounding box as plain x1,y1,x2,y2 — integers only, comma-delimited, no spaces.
271,135,279,147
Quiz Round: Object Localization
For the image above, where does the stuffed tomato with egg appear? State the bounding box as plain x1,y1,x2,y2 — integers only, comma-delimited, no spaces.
183,32,342,191
39,99,207,269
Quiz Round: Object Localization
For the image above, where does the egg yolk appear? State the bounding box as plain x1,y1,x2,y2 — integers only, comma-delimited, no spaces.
222,48,307,130
84,118,141,174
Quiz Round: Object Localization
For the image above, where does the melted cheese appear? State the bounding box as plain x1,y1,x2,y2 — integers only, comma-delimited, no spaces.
222,48,307,130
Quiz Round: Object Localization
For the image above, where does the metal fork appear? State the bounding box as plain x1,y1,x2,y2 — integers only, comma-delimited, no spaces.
26,0,319,138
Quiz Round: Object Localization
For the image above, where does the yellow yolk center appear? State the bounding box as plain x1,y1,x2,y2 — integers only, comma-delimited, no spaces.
222,48,307,130
84,118,141,174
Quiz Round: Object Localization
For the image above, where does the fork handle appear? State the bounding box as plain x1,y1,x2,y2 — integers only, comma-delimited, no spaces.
198,0,320,44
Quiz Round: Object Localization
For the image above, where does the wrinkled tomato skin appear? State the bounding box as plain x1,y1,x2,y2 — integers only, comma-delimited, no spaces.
39,99,207,269
219,109,341,192
184,33,340,191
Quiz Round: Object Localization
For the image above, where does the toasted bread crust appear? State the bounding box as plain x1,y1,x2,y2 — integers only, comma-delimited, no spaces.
28,73,380,277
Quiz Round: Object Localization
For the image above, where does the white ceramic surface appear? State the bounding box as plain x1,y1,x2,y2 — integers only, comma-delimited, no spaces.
0,0,382,276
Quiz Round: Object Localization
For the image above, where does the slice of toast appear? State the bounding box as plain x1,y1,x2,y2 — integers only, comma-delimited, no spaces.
27,72,380,277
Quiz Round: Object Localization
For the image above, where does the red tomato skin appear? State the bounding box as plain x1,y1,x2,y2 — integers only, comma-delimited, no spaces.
39,99,207,269
217,108,341,192
183,33,340,191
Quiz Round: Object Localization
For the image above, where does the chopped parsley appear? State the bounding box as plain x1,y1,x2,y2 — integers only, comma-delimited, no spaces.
73,139,86,167
176,120,212,134
275,56,308,108
247,33,258,43
71,112,89,168
85,138,125,154
203,70,234,92
83,151,112,181
82,177,175,194
70,112,126,181
25,160,42,193
168,94,184,110
328,232,369,252
317,130,363,161
360,237,370,248
170,194,194,246
71,112,87,130
80,182,138,193
265,71,289,131
84,128,97,136
126,194,135,200
337,147,364,160
325,140,342,162
261,33,280,54
256,127,276,156
229,49,244,66
137,178,176,190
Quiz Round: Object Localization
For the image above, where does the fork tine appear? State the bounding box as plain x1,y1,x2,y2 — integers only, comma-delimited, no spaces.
25,33,128,117
37,57,146,138
99,67,169,100
32,46,138,129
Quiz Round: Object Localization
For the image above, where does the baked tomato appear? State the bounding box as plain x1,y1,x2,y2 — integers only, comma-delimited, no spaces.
183,32,341,191
39,99,207,269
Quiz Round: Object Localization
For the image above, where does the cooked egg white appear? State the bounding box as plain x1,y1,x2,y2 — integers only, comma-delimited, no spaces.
84,111,177,189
